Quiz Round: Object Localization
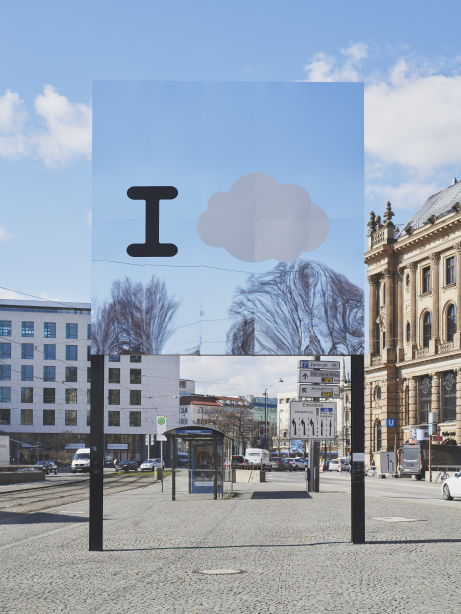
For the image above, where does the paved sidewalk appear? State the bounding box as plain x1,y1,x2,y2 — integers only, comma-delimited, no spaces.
1,477,460,613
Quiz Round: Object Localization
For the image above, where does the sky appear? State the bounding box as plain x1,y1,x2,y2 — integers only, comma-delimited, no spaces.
1,1,461,345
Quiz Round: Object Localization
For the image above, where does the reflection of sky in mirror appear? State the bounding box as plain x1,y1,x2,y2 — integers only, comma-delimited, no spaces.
92,81,363,355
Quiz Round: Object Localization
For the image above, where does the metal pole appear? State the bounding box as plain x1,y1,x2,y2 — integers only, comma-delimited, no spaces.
213,436,218,500
265,391,267,450
172,436,176,501
89,354,104,552
351,354,365,544
429,434,432,483
161,440,164,492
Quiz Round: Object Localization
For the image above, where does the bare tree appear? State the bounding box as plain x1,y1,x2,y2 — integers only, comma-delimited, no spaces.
226,260,364,355
91,301,120,355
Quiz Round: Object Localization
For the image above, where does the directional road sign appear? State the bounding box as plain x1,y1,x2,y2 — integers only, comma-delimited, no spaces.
298,369,340,384
298,360,340,370
297,383,340,398
290,401,336,440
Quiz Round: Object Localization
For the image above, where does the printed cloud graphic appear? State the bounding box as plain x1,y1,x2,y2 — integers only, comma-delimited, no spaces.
197,173,329,263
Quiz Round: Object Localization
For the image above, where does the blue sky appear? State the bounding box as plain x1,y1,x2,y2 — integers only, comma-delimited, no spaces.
1,1,461,319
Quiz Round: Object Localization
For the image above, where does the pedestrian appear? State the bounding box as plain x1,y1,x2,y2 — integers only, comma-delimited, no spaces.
113,457,118,472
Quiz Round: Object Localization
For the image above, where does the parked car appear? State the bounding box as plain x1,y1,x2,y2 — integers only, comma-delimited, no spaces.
281,459,294,471
140,458,163,471
232,455,246,467
339,458,351,472
292,458,306,471
272,457,289,471
116,460,138,472
442,472,461,500
35,460,58,475
329,459,341,472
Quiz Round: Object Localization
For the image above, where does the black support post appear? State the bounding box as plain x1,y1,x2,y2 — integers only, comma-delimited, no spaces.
172,436,176,501
89,354,105,551
351,354,365,544
213,436,218,500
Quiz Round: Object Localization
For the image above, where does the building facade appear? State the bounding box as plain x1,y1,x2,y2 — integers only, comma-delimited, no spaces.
365,181,461,468
0,299,180,463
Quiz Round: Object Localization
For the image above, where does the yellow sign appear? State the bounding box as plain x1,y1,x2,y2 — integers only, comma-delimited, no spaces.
322,377,333,383
158,416,166,425
321,392,333,397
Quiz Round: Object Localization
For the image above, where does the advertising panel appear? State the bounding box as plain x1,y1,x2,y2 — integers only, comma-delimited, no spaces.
92,81,364,356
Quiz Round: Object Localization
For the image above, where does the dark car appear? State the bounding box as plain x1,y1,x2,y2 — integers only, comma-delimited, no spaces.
35,460,58,475
272,457,289,471
116,460,138,472
232,455,246,467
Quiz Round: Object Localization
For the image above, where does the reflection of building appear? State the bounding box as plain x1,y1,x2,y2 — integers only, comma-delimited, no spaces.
0,299,179,463
240,395,277,427
365,182,461,467
276,391,296,454
336,359,351,457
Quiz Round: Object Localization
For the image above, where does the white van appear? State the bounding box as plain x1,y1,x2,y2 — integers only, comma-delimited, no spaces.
71,448,90,473
244,448,271,471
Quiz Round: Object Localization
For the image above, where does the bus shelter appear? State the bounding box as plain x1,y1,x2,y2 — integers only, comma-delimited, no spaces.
164,426,233,500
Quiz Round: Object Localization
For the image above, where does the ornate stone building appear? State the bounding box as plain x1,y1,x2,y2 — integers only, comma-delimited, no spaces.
365,180,461,467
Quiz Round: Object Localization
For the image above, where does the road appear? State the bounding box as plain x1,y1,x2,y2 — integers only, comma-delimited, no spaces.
266,469,461,508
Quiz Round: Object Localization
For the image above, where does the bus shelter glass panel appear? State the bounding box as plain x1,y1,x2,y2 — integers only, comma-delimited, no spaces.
191,440,220,494
223,436,232,495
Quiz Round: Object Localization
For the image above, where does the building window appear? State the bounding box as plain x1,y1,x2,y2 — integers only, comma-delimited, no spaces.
179,418,188,425
21,365,33,381
447,304,456,343
22,321,34,337
423,267,431,293
279,398,284,404
108,411,120,427
374,386,381,403
21,387,33,403
87,390,91,404
423,312,431,347
43,410,55,426
0,343,11,359
87,324,91,340
109,368,120,384
44,322,56,338
419,376,432,424
43,388,55,403
442,372,456,422
108,389,120,405
87,410,91,426
0,409,11,425
65,410,77,426
130,355,141,363
130,369,141,384
21,344,34,359
65,367,78,382
446,257,455,285
87,346,91,361
0,365,11,381
65,346,78,361
43,366,55,382
87,367,91,383
44,344,56,360
66,323,78,339
0,320,11,336
65,388,77,404
109,355,120,362
129,411,141,427
130,390,141,405
405,386,409,425
180,380,186,388
21,409,33,426
0,387,11,402
406,323,411,344
375,421,382,451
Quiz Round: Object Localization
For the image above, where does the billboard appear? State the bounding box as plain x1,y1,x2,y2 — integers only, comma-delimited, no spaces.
92,82,364,355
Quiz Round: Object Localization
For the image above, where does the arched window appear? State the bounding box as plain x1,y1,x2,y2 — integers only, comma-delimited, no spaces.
447,304,456,342
406,322,411,343
423,312,431,347
375,421,382,451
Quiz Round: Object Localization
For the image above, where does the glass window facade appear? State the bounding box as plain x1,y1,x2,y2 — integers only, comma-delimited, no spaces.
21,387,33,403
0,387,11,402
446,257,455,285
447,305,456,342
109,355,120,362
43,410,55,426
21,365,33,381
21,409,33,425
65,367,77,382
65,388,77,404
87,324,91,340
0,365,11,381
130,356,141,363
87,367,91,383
44,344,56,360
21,344,34,359
130,411,141,427
65,346,78,361
109,368,120,383
442,371,457,422
87,346,91,361
130,390,141,405
419,376,432,424
0,409,10,425
423,267,431,293
65,410,77,426
22,321,34,337
0,321,11,336
87,410,91,426
43,366,55,382
423,312,431,347
66,323,78,339
87,389,91,404
0,343,11,359
43,388,55,403
108,411,120,427
108,389,120,405
44,322,56,338
130,369,141,384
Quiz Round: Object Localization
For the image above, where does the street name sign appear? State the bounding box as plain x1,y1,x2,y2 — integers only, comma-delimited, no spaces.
298,360,340,370
297,383,340,398
289,401,336,440
432,435,443,442
298,369,340,384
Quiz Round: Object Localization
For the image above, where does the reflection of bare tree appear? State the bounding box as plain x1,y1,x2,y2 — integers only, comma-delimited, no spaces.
226,260,364,355
92,276,181,354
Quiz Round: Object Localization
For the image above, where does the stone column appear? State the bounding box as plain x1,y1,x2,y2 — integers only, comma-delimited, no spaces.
456,243,461,346
431,372,441,424
384,268,394,347
408,262,417,345
456,369,461,445
367,275,379,355
430,252,440,344
396,267,404,359
409,376,417,426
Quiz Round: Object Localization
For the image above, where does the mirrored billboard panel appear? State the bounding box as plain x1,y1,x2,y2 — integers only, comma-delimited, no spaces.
92,82,364,355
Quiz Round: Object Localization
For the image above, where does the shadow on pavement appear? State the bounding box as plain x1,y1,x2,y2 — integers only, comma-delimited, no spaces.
368,538,461,545
250,491,312,499
104,541,347,552
0,511,88,525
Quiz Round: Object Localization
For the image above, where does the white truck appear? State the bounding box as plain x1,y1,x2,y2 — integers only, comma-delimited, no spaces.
244,448,272,471
71,448,90,473
0,434,9,465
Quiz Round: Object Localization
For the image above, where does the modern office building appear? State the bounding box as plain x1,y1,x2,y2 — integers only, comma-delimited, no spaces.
0,299,179,463
365,181,461,467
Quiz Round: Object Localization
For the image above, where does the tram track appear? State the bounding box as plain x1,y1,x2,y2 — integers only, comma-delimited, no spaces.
0,474,160,517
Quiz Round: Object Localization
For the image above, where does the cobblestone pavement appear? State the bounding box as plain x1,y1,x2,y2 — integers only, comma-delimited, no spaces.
1,476,460,614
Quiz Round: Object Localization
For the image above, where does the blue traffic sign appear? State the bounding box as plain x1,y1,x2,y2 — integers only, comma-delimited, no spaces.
385,419,395,428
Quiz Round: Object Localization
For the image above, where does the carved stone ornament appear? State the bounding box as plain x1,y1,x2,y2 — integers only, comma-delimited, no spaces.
427,214,437,225
421,377,432,395
383,267,395,277
454,242,461,252
407,262,417,272
452,201,461,214
376,306,386,331
367,211,377,236
367,274,379,285
405,225,414,236
384,201,395,227
375,215,383,230
444,372,456,391
429,252,440,262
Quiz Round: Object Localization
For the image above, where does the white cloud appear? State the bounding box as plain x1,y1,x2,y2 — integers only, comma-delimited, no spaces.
0,85,91,167
38,291,62,302
303,43,368,82
87,210,92,226
0,222,13,242
197,173,329,263
0,288,25,300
